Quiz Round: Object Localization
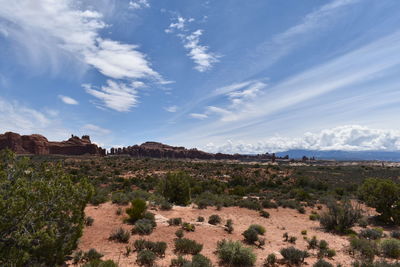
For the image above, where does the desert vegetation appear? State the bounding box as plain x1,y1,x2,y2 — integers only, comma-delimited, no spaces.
1,150,400,266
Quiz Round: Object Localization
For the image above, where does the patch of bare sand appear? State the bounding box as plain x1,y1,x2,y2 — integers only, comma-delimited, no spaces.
72,202,382,266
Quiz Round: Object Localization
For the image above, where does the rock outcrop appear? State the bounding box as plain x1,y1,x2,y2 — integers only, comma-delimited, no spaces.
0,132,105,156
108,141,288,161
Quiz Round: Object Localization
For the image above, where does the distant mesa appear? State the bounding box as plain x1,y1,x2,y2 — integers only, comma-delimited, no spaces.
0,132,105,156
108,141,287,161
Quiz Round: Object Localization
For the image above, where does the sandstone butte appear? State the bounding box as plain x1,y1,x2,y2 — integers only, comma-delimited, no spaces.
0,132,105,156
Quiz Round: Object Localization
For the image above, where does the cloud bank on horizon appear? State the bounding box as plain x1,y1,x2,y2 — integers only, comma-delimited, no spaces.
1,0,400,153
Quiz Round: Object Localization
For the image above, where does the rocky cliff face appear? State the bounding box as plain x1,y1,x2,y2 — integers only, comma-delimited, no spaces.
0,132,105,156
109,141,287,161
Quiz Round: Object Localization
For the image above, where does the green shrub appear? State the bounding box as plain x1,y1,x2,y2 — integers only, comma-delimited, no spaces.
307,236,318,249
174,238,203,255
319,199,362,233
175,229,184,239
313,259,333,267
182,222,196,232
192,254,213,267
208,214,222,225
158,171,191,205
249,224,266,235
297,206,306,214
133,239,167,257
133,219,155,235
168,217,183,226
301,230,307,235
159,200,173,210
85,216,94,226
116,207,123,216
360,228,383,240
288,236,297,244
0,150,93,266
262,199,278,209
380,239,400,258
319,240,329,250
358,178,400,225
225,219,234,234
216,239,256,267
260,210,270,218
136,250,156,266
90,188,109,205
126,198,147,223
243,228,259,244
82,259,118,267
263,253,276,267
280,247,309,265
197,216,205,222
310,214,320,221
349,237,377,261
391,231,400,239
111,192,130,205
109,227,130,243
237,199,262,211
170,255,190,266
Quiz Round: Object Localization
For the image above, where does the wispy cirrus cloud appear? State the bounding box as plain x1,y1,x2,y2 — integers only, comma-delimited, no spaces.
0,0,162,112
165,16,219,72
165,105,178,113
58,95,79,105
82,123,111,135
129,0,150,10
84,80,141,112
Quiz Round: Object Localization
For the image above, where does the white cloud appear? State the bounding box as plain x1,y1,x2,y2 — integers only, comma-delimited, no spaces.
84,80,140,112
129,0,150,10
165,105,178,113
82,124,111,135
165,16,219,72
165,16,187,33
58,95,79,105
183,30,220,72
256,0,360,68
190,113,208,120
0,0,162,111
0,97,68,140
203,125,400,154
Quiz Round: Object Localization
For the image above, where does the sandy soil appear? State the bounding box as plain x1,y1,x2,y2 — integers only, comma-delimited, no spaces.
72,202,393,266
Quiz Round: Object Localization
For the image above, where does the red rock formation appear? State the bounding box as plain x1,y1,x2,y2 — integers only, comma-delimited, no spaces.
0,132,105,156
108,141,284,161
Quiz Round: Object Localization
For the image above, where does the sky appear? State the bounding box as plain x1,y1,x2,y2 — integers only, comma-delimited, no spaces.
1,0,400,153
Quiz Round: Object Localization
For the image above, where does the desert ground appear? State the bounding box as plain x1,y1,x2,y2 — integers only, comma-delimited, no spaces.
74,201,391,266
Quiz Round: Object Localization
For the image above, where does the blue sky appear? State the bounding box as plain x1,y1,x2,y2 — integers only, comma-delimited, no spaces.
1,0,400,153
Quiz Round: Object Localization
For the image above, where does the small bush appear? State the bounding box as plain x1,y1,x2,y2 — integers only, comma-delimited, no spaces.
358,217,369,228
280,247,309,265
168,217,183,226
307,236,318,249
116,207,123,216
237,199,262,211
126,198,147,223
182,222,196,232
133,239,167,257
85,216,94,226
313,259,334,267
174,238,203,255
225,219,234,234
216,239,256,267
349,237,377,261
326,249,336,258
260,210,270,218
109,227,130,243
84,248,104,262
263,253,276,267
319,199,362,233
288,236,297,244
243,228,259,244
249,224,266,235
159,200,173,210
170,255,190,266
360,228,384,240
391,231,400,239
136,250,156,266
133,219,155,235
310,214,320,221
175,229,184,239
380,239,400,258
319,240,329,250
192,254,213,267
208,214,222,225
297,206,306,214
301,230,307,235
197,216,205,222
262,199,278,209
